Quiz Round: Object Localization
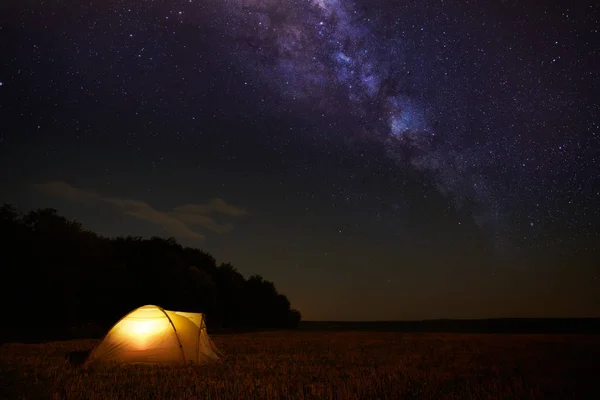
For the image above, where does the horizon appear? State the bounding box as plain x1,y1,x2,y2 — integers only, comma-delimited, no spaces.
303,317,600,322
4,201,599,321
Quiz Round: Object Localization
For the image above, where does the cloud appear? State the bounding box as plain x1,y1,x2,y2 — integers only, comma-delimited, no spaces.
174,198,248,218
31,181,248,240
31,180,100,203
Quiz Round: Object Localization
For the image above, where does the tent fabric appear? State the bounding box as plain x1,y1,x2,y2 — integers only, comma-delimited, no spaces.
85,305,220,365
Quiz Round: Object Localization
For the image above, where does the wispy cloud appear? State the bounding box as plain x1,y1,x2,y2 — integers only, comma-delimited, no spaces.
31,181,248,240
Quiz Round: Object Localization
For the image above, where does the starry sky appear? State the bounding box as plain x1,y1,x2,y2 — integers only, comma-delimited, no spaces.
1,0,598,320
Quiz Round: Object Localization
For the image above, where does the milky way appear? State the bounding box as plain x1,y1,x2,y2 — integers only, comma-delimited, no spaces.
218,0,504,233
211,0,597,247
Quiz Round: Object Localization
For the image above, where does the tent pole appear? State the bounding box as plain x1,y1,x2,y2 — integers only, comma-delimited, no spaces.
158,306,187,364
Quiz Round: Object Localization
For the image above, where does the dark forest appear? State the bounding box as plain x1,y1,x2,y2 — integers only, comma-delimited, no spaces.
0,204,301,342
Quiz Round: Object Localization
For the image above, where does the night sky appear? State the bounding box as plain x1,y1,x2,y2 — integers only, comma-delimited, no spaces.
1,0,598,320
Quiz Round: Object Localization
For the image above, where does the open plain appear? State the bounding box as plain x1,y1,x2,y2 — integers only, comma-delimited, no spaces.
1,331,599,399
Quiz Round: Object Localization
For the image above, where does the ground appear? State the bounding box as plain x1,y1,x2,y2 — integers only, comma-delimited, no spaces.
1,331,599,399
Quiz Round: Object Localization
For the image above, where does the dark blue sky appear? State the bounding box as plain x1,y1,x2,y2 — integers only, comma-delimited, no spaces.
1,0,598,320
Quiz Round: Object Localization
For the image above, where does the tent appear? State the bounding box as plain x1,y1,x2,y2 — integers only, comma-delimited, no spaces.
85,305,221,365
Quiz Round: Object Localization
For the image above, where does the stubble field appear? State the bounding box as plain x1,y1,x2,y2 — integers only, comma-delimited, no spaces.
1,331,599,399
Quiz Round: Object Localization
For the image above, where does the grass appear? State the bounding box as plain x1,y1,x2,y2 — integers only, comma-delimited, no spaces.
1,331,599,399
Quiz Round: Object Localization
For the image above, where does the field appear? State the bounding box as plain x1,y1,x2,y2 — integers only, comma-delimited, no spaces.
1,331,599,399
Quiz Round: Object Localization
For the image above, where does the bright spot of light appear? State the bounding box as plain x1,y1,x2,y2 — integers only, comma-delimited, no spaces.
116,318,170,349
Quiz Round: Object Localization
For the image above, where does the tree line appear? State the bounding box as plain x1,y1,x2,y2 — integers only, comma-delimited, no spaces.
0,204,301,341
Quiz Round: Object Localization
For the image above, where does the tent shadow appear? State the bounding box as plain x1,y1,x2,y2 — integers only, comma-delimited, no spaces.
67,350,91,366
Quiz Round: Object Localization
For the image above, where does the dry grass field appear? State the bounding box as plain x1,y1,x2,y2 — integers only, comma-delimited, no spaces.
1,331,599,400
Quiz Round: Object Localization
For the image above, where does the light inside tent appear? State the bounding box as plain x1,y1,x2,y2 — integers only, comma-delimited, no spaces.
113,315,170,350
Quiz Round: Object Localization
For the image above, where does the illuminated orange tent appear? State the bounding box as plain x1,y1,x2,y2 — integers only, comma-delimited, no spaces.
85,305,221,365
